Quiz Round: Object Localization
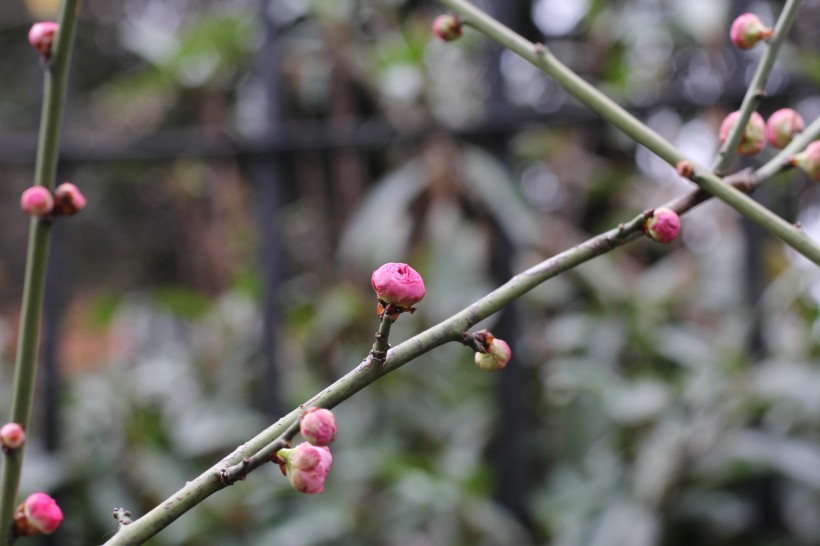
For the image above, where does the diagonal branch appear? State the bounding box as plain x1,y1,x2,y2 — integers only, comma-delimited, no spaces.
436,0,820,266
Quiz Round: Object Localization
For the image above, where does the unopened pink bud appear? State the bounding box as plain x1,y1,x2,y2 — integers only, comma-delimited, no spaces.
644,207,681,244
473,331,511,372
20,186,54,217
719,111,767,156
792,141,820,182
53,182,87,216
300,408,337,446
729,13,772,50
0,423,26,451
766,109,805,149
275,443,333,494
14,493,63,536
28,22,59,58
371,262,426,311
432,15,462,42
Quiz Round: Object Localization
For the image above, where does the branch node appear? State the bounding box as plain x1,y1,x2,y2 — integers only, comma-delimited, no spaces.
675,160,694,179
112,507,133,527
533,42,547,56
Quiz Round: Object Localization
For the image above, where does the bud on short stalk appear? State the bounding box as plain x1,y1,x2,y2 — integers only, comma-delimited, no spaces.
472,330,512,372
791,141,820,182
300,407,337,446
13,493,63,537
766,109,805,149
28,22,59,59
274,443,333,494
644,207,681,244
432,15,462,42
53,182,87,216
20,186,54,217
0,422,26,451
719,111,767,156
371,262,426,315
729,13,772,50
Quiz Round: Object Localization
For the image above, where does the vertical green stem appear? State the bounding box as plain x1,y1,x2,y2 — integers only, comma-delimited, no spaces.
371,308,396,360
712,0,802,175
0,2,80,545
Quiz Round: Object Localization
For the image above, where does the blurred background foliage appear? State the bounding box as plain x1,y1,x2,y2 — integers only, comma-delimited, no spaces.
1,0,820,544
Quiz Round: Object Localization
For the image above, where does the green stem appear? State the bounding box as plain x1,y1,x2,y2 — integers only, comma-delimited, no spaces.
0,2,79,545
713,0,802,175
437,0,820,265
370,307,396,361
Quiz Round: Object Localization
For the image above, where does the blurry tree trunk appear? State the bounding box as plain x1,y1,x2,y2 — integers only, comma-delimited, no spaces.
483,0,534,533
247,0,288,417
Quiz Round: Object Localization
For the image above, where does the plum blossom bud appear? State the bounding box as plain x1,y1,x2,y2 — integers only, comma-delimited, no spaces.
432,15,462,42
475,338,512,372
275,443,333,494
0,423,26,451
300,407,337,446
644,207,681,244
13,493,63,536
766,109,805,149
792,141,820,182
719,111,767,156
53,182,87,216
729,13,772,50
20,186,54,217
472,329,511,372
371,262,426,311
28,22,59,59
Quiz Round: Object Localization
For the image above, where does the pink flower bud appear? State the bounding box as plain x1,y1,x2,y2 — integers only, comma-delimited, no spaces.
474,337,512,372
275,443,333,494
300,408,337,446
0,423,26,451
472,330,511,372
28,22,59,59
792,141,820,182
432,15,462,42
371,262,426,310
719,111,767,156
729,13,772,50
13,493,63,536
53,182,87,216
644,207,681,244
766,109,805,149
20,186,54,217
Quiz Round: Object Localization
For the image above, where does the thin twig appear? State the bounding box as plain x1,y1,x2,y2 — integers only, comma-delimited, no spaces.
437,0,820,265
0,3,80,545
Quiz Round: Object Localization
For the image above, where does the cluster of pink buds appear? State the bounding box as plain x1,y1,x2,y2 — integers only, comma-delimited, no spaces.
13,493,63,537
432,14,463,42
472,329,512,372
644,207,681,244
28,21,59,59
20,182,86,219
0,422,26,451
274,407,338,494
729,13,773,50
371,262,426,318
